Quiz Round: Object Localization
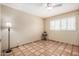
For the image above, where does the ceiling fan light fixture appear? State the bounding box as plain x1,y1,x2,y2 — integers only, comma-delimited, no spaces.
45,3,62,9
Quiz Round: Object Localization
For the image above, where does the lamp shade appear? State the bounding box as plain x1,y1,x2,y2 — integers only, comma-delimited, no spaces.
6,22,12,27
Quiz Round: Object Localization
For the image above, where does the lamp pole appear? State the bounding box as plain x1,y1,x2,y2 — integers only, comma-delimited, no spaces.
6,23,12,53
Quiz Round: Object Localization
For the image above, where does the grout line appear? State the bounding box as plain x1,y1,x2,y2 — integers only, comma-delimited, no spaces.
11,50,14,56
70,45,73,56
71,45,74,56
17,46,25,56
65,44,72,56
51,42,63,56
41,41,58,55
23,44,36,55
60,43,68,56
78,46,79,56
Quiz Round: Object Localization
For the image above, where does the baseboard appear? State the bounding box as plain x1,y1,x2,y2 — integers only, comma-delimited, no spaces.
48,39,79,47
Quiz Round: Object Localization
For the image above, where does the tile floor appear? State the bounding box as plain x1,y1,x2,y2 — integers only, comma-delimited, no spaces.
3,40,79,56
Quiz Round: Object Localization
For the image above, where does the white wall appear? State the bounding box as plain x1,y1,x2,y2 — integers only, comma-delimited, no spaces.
45,11,79,46
0,4,1,55
2,5,43,50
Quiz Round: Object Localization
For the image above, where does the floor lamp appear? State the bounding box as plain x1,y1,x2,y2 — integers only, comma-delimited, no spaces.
6,22,12,53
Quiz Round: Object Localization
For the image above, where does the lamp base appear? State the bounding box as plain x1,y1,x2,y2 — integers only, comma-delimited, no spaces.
6,49,12,53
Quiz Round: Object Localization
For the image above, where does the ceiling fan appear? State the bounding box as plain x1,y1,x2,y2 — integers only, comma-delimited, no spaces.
44,3,63,9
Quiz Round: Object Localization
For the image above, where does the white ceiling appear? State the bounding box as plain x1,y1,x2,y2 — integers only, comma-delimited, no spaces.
3,3,79,18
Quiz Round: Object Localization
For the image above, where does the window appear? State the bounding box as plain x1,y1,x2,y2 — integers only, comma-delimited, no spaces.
67,16,76,30
61,18,67,30
50,16,76,31
50,19,61,30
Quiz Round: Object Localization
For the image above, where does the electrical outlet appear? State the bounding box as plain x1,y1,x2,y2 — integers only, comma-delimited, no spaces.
16,40,20,46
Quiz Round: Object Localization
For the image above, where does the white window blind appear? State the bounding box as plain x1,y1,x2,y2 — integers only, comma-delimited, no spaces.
50,19,61,30
54,20,61,30
61,18,67,30
50,16,76,31
67,16,76,30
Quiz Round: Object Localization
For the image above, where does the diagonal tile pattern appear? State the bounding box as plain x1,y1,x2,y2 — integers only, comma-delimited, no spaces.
3,40,79,56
